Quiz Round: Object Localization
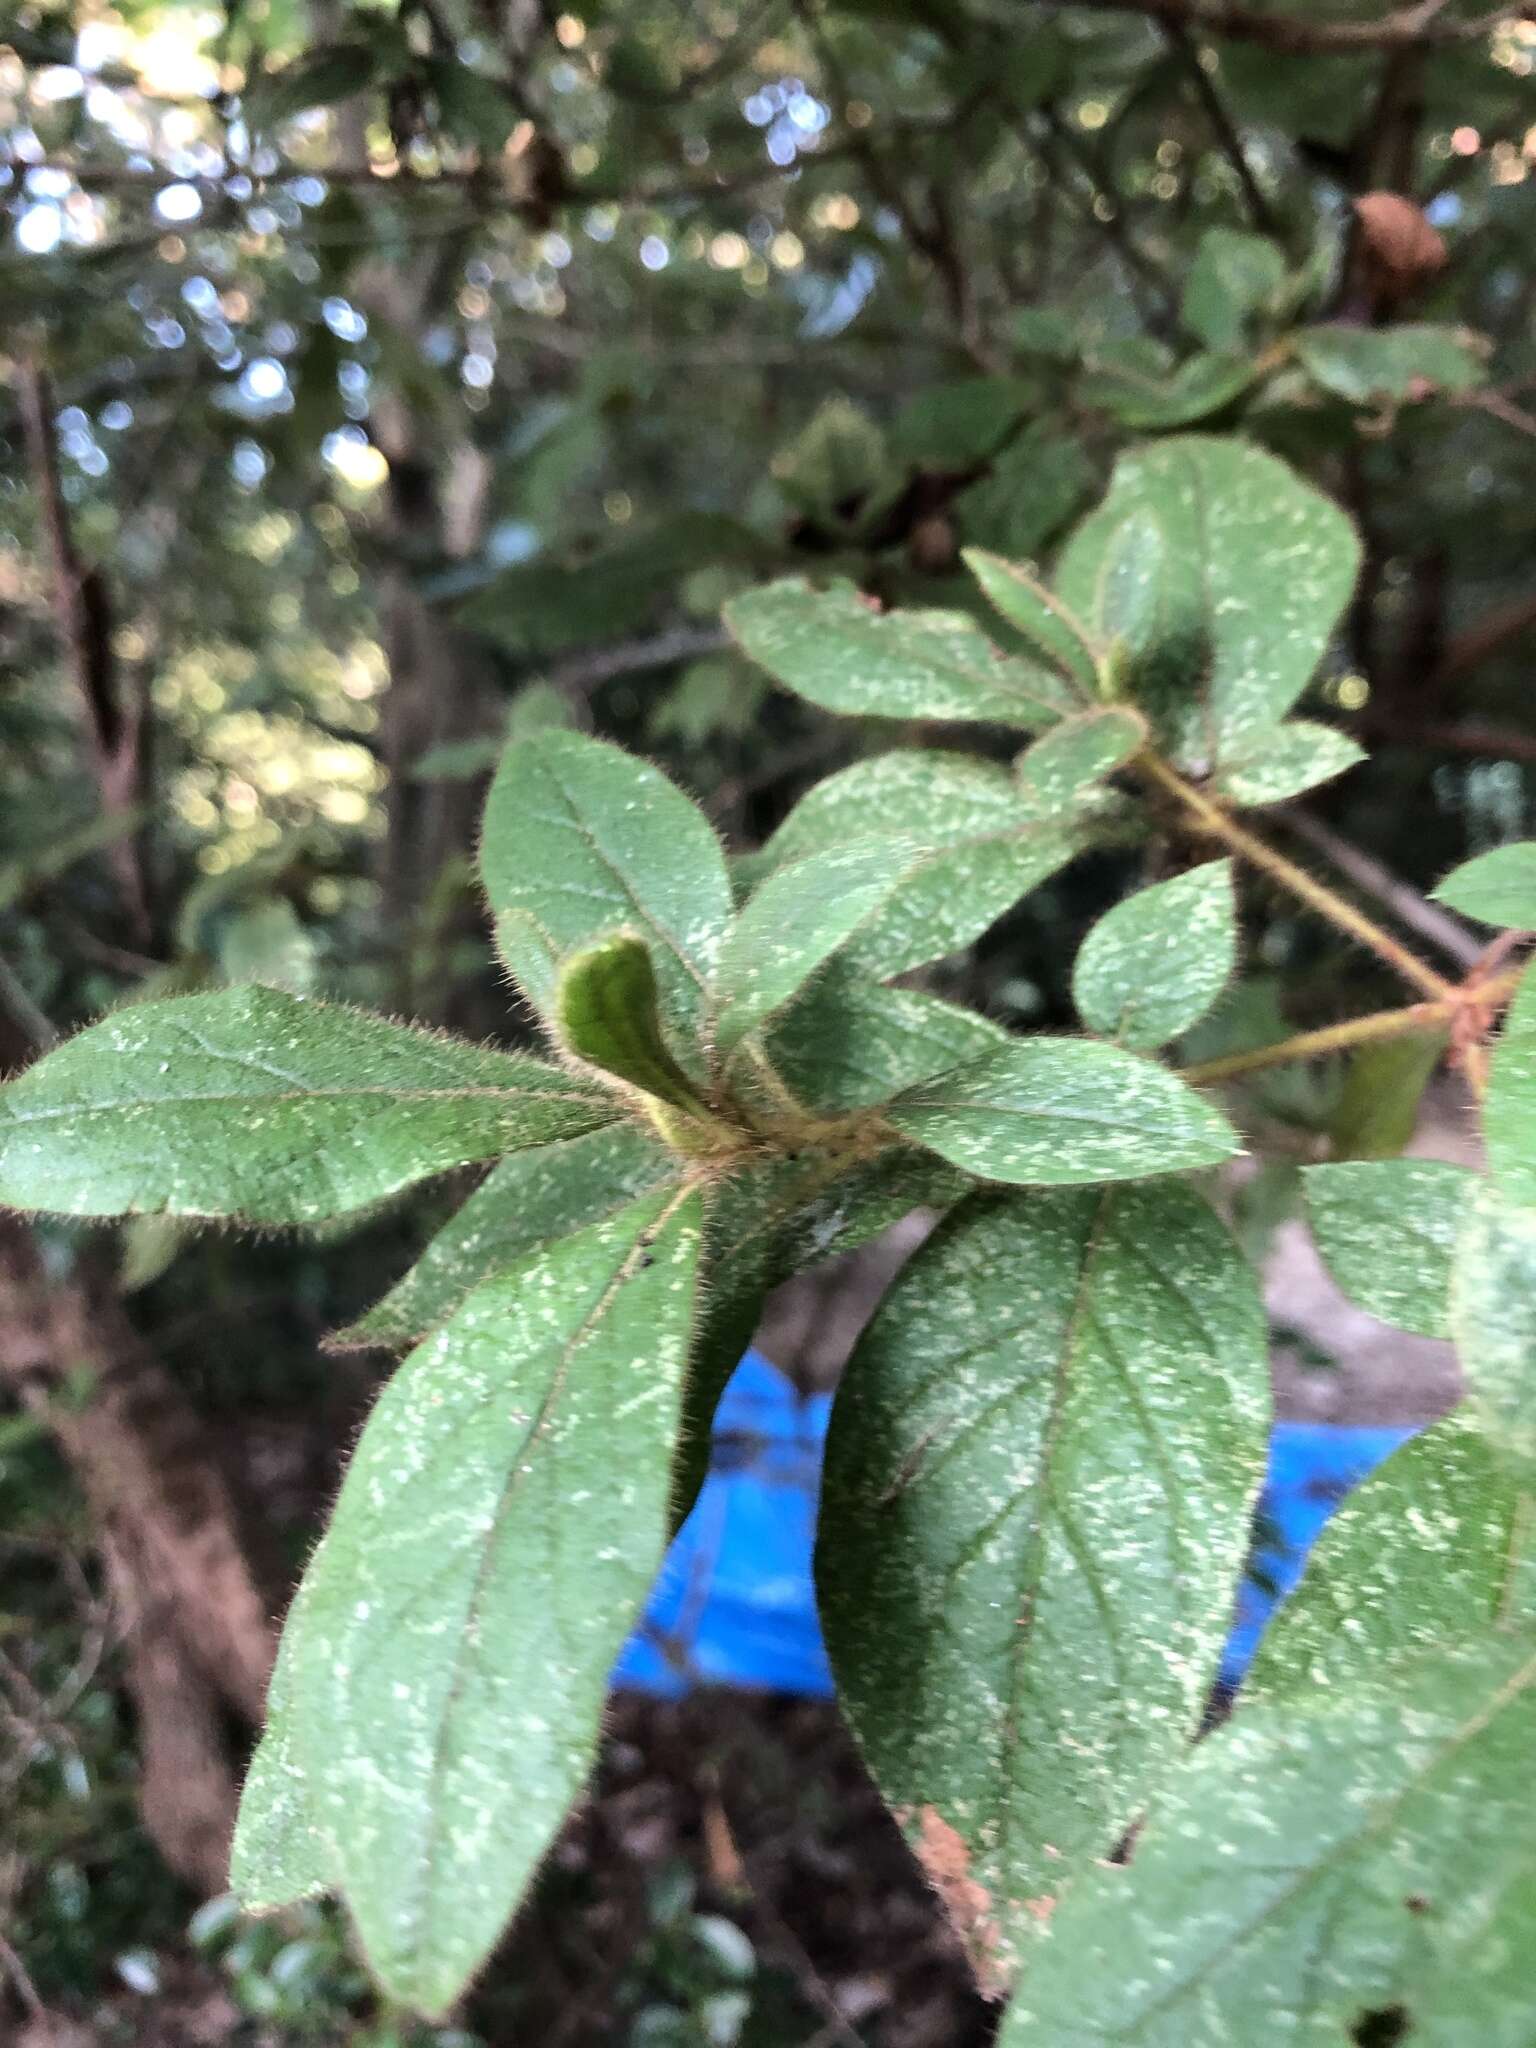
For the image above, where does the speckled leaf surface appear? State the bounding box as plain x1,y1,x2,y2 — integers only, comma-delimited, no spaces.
1485,964,1536,1209
480,730,732,1061
712,839,921,1055
1013,707,1146,812
818,1185,1269,1980
1302,1157,1473,1338
337,1122,673,1347
1053,437,1360,764
761,752,1088,979
1072,860,1235,1051
770,973,1011,1112
725,577,1076,727
1434,840,1536,929
887,1038,1239,1185
1452,1185,1536,1473
961,547,1099,692
1208,718,1365,806
232,1186,703,2016
0,986,613,1224
998,1631,1536,2048
1250,1415,1533,1698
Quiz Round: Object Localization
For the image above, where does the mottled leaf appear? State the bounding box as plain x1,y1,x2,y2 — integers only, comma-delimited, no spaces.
998,1632,1536,2047
480,731,732,1063
1302,1157,1472,1338
1485,965,1536,1208
771,972,1011,1112
760,751,1088,979
1451,1185,1536,1472
1433,841,1536,929
337,1122,674,1348
725,578,1075,727
0,987,613,1225
232,1187,702,2015
1014,708,1146,812
887,1037,1239,1185
819,1184,1269,1979
1209,719,1365,806
1054,437,1360,764
962,547,1099,692
1072,861,1235,1051
1251,1414,1532,1697
712,839,922,1055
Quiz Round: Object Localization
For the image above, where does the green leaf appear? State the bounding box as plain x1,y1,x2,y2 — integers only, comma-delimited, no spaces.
1182,229,1286,351
231,1186,703,2015
0,987,613,1225
1302,1158,1472,1338
886,1037,1239,1185
1485,965,1536,1208
760,751,1088,979
1208,719,1365,805
1452,1185,1536,1472
997,1631,1536,2047
725,579,1076,728
1054,437,1361,765
1014,708,1147,812
555,935,713,1118
1297,322,1487,404
338,1123,676,1349
962,547,1099,692
712,839,922,1056
1251,1415,1531,1696
1327,1031,1445,1161
1078,351,1259,431
818,1183,1268,1981
1072,861,1236,1052
889,376,1034,469
770,396,894,526
769,972,1012,1112
1092,507,1169,658
1434,841,1536,928
480,731,733,1064
217,898,319,994
245,42,379,128
954,425,1094,562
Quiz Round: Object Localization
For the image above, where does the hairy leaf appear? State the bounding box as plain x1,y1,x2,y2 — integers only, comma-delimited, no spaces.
1072,860,1235,1051
1054,436,1360,764
1302,1157,1472,1337
337,1122,674,1348
232,1186,703,2015
480,731,732,1062
962,547,1099,691
998,1632,1536,2046
1208,719,1365,806
771,973,1011,1112
0,987,613,1224
760,751,1088,979
1434,841,1536,929
1485,965,1536,1208
1451,1185,1536,1472
1014,707,1146,812
725,578,1076,727
712,838,921,1056
886,1038,1239,1185
1251,1415,1532,1697
819,1184,1268,1980
556,934,713,1116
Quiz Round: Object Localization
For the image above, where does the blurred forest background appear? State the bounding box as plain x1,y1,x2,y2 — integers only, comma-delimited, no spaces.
2,0,1535,2040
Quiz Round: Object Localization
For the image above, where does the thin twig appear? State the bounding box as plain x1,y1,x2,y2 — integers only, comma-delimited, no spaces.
1137,750,1458,999
1278,810,1485,970
1160,18,1279,233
